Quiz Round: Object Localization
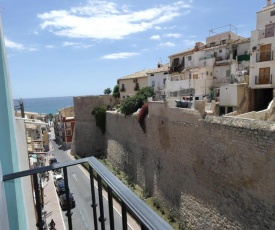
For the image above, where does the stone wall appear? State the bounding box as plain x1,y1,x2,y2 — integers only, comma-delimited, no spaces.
73,95,116,157
105,102,275,230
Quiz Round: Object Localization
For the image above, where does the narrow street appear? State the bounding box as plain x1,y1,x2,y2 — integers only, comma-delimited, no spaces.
48,130,131,230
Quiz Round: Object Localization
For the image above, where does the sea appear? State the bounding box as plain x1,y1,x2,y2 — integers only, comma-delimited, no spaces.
13,96,74,115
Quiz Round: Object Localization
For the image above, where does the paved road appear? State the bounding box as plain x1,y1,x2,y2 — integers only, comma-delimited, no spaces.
50,139,125,230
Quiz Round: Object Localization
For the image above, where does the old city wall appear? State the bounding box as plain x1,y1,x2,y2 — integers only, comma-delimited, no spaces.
105,101,275,230
73,95,116,157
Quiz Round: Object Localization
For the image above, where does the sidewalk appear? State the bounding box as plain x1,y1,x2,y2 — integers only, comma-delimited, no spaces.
42,154,65,230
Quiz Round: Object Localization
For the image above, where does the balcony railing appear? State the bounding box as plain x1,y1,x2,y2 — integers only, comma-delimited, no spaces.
258,28,275,39
255,75,272,85
256,51,274,62
3,157,173,230
120,88,126,92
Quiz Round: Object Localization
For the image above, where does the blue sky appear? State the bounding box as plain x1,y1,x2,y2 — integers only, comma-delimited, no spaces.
2,0,266,98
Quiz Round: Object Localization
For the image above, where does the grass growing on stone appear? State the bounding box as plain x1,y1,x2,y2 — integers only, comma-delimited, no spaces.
73,154,187,229
98,158,188,230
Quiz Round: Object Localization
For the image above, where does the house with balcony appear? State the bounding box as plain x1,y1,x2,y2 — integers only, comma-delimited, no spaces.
165,25,252,114
147,63,169,100
54,106,75,149
249,0,275,111
117,69,149,100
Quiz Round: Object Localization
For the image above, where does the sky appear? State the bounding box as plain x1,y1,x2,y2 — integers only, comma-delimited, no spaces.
1,0,267,99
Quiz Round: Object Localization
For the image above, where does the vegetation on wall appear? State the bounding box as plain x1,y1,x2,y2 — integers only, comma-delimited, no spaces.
138,103,148,133
112,85,120,99
120,86,155,115
91,105,107,134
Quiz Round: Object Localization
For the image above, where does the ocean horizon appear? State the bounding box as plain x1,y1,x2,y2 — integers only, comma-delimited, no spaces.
13,96,74,115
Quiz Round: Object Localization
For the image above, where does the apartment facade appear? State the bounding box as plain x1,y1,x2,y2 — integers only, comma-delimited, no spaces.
117,69,148,100
249,0,275,111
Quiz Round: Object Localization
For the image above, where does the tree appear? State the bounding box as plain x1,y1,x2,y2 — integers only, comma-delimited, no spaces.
112,85,120,99
104,88,112,95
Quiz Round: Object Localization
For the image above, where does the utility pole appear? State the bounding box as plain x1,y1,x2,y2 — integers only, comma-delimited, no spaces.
14,99,25,118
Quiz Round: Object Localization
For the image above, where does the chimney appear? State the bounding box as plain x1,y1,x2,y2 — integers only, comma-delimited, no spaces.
267,0,272,6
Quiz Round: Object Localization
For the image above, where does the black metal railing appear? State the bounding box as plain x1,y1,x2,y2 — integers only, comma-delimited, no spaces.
3,157,173,230
256,51,274,62
255,75,272,85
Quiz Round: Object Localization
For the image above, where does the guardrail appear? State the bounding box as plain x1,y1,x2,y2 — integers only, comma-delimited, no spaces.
3,157,173,230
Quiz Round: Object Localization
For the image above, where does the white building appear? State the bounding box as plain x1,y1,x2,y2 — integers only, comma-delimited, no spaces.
166,27,249,111
249,0,275,111
147,63,169,100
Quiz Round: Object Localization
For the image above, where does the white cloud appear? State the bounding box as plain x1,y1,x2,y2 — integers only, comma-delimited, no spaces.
159,42,175,47
62,41,93,48
45,45,54,48
63,42,78,47
164,33,182,38
150,35,160,40
38,0,192,40
5,38,37,51
101,52,139,59
183,39,196,46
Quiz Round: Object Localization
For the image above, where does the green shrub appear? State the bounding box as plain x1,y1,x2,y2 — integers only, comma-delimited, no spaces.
120,94,144,115
120,86,155,115
91,105,107,134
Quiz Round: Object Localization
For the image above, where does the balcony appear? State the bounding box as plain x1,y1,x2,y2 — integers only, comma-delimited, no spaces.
3,157,173,230
258,28,275,39
256,51,274,62
255,75,272,85
120,88,126,92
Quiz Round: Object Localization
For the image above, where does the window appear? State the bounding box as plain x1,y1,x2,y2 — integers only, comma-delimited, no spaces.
163,78,166,84
121,84,125,91
226,70,230,77
221,40,226,45
193,74,198,79
265,23,275,38
150,74,154,76
219,50,222,53
152,80,155,87
259,67,270,84
163,72,168,75
188,56,192,61
271,10,275,16
66,130,72,136
210,42,215,47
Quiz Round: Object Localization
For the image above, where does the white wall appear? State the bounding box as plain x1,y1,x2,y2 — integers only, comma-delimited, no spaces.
15,119,37,229
220,84,238,106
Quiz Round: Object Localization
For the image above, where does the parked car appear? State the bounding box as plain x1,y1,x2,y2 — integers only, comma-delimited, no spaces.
56,180,66,196
59,193,75,211
49,158,57,165
53,174,64,186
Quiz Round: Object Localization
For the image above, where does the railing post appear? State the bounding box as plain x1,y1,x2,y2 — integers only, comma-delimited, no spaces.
89,166,98,230
107,186,115,230
121,201,128,230
97,176,106,230
33,173,45,230
270,74,272,84
255,76,258,85
63,167,73,230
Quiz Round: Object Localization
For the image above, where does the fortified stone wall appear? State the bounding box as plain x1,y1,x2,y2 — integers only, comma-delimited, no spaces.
105,102,275,230
73,95,116,157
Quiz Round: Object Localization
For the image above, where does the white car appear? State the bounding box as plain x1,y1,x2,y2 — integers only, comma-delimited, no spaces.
53,174,64,186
